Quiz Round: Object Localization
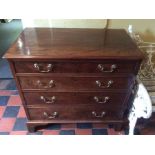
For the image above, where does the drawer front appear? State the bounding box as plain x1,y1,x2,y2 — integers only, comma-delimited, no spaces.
28,105,123,120
24,92,127,106
14,60,137,74
19,76,133,91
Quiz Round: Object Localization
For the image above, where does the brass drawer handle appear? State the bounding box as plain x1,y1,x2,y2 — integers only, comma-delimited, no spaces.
37,80,55,89
34,63,53,72
43,112,58,119
40,96,56,104
92,111,106,118
98,64,117,72
94,96,110,104
96,80,113,88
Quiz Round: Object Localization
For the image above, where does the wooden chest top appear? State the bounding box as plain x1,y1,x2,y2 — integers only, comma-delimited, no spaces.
4,28,143,60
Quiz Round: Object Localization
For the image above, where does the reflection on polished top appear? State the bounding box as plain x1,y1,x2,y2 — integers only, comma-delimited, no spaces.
4,28,143,59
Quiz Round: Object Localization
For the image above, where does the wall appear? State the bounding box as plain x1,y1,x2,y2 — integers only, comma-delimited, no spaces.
22,19,107,28
108,19,155,42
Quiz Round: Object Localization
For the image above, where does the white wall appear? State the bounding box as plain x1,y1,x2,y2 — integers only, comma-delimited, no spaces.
22,19,107,29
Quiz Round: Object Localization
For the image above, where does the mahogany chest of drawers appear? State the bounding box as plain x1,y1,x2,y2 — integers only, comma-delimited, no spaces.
4,28,143,132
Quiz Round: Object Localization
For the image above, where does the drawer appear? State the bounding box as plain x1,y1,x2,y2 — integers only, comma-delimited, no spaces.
14,60,138,74
19,76,133,91
27,105,123,120
24,92,127,106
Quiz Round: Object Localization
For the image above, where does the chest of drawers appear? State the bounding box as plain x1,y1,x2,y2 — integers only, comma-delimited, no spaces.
4,28,143,132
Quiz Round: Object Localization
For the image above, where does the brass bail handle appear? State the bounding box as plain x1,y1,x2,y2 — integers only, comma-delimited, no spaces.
98,64,117,72
34,63,53,72
40,96,56,103
92,111,106,118
37,80,55,89
43,112,58,119
94,96,110,103
96,80,113,88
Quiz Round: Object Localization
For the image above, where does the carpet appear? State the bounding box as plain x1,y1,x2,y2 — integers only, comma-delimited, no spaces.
0,79,17,90
0,59,13,78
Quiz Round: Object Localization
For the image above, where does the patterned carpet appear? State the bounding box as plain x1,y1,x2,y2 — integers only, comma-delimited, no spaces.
0,79,142,135
0,59,13,79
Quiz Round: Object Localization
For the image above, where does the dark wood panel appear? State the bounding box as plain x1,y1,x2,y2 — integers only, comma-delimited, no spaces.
23,92,127,106
18,76,133,91
4,28,143,60
14,60,138,74
28,104,124,120
7,61,31,119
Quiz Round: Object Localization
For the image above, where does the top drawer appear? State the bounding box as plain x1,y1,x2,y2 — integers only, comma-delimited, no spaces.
14,60,139,74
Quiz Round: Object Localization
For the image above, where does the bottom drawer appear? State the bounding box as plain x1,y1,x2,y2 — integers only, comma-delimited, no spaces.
28,105,124,121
